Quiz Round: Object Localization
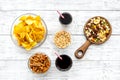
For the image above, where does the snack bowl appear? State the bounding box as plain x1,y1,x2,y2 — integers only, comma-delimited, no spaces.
11,13,47,51
53,30,71,49
74,16,112,59
28,52,51,76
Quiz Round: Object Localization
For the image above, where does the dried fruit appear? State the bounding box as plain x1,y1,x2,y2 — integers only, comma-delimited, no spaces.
85,16,111,43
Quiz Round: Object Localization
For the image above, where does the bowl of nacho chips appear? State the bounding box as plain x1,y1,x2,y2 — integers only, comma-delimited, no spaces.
11,13,47,50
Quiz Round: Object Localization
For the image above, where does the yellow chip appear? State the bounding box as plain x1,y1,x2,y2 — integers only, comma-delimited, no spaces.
19,15,27,21
25,19,33,25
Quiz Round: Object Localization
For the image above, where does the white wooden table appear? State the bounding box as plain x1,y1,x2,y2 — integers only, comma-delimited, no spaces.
0,0,120,80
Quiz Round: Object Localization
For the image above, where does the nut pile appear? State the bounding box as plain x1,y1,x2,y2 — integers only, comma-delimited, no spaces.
54,31,71,48
85,16,111,43
29,53,51,74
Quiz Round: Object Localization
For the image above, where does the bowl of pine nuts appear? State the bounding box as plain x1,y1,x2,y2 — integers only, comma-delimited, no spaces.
28,52,51,75
53,30,71,48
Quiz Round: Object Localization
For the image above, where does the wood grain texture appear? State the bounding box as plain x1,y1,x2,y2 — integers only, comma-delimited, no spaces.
0,0,120,80
0,60,120,80
0,0,120,10
0,11,120,35
0,35,119,60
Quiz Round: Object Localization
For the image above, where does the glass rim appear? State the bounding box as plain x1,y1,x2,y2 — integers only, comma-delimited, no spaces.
59,12,72,25
55,54,73,71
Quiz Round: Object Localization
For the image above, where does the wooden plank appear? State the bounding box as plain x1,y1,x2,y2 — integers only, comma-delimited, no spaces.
0,11,120,34
0,60,119,80
0,35,119,60
0,0,120,10
0,1,119,80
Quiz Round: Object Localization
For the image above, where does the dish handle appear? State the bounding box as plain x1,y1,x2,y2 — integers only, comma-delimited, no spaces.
74,40,91,59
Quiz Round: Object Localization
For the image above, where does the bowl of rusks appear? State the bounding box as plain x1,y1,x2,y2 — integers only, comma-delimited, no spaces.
28,52,51,75
11,13,47,50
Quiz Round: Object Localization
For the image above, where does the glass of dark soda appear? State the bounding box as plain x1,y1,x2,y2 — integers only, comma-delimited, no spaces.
55,54,72,71
59,12,72,25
